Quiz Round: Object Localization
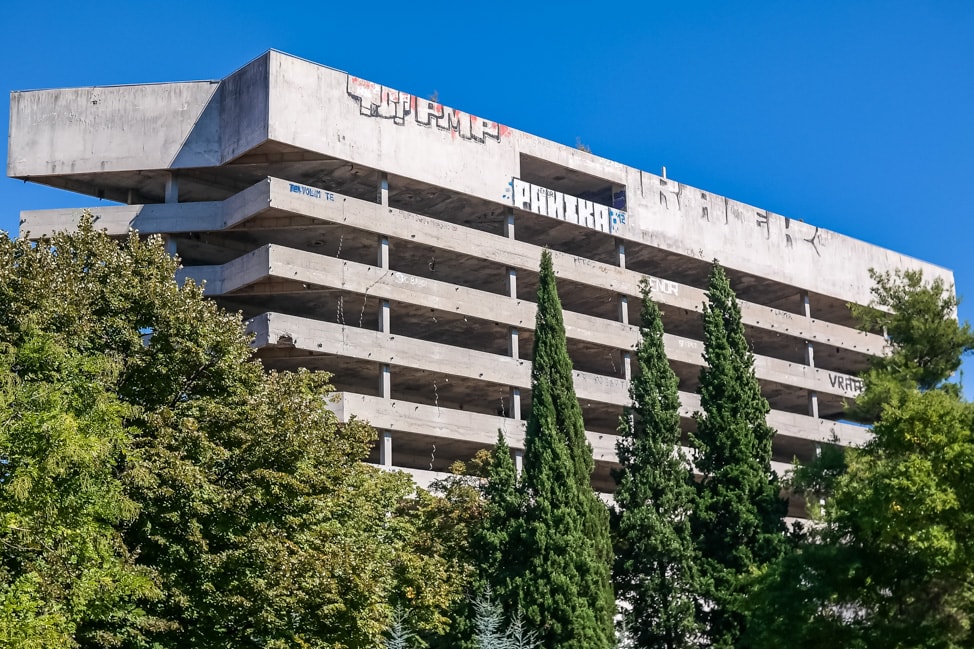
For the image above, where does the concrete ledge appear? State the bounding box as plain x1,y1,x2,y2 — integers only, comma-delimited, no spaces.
265,316,870,448
21,176,887,358
192,244,865,400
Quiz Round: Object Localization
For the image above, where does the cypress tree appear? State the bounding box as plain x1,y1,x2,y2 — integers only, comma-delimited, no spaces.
517,249,615,649
613,279,701,648
690,262,786,648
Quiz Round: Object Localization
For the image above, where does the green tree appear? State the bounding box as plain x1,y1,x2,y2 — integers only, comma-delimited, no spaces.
516,250,615,649
613,279,701,648
475,433,525,615
0,333,161,648
851,268,974,420
0,218,462,648
689,261,786,648
745,269,974,649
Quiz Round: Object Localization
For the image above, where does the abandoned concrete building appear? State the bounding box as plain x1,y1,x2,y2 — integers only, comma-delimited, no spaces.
7,51,954,515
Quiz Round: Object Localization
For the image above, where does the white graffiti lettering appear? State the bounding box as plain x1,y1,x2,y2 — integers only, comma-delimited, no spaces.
508,177,625,235
347,76,507,144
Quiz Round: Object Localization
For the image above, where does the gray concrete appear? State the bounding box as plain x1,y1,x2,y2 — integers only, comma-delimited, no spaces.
8,51,955,515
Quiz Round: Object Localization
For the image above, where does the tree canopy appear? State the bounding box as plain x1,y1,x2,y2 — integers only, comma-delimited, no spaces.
746,269,974,649
0,218,462,648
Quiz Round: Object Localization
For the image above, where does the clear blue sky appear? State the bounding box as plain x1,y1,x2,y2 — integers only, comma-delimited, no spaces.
4,1,974,383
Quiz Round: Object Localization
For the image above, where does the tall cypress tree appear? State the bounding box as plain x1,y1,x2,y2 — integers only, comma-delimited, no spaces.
613,279,701,649
517,249,615,649
690,262,786,648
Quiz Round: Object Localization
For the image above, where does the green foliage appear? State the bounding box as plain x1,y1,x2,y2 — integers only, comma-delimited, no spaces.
0,217,462,647
0,333,161,647
384,607,414,649
850,269,974,422
613,279,701,648
746,269,974,649
514,250,615,649
474,434,525,616
690,262,786,648
472,589,510,649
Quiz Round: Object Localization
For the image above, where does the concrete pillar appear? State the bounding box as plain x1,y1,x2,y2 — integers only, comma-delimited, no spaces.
507,268,517,299
378,299,390,333
621,350,632,381
160,234,178,258
380,364,391,399
377,236,389,269
509,387,521,420
800,290,818,418
377,173,389,207
514,449,524,477
508,327,519,360
379,431,393,467
164,173,179,204
504,209,515,239
615,239,626,269
618,294,629,325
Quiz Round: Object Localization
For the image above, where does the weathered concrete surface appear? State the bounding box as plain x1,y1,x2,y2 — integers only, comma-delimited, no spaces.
9,51,953,307
24,178,887,358
254,313,870,449
183,244,864,400
328,391,815,476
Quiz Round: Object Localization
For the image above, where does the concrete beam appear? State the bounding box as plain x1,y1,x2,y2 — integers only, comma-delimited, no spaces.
191,244,866,400
253,313,871,448
23,177,888,358
328,391,804,477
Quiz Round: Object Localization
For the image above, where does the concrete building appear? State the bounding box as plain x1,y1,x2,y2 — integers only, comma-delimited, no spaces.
7,51,953,512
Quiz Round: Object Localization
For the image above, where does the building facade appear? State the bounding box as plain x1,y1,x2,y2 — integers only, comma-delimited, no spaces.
7,51,953,513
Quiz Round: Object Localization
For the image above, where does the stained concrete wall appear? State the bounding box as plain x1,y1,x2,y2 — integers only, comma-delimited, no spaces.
7,50,954,308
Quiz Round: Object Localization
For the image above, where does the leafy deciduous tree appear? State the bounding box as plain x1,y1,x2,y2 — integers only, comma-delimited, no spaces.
746,269,974,649
0,217,462,648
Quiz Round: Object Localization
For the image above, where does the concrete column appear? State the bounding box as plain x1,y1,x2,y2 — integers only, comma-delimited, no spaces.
507,268,517,299
800,291,812,318
801,290,819,417
377,236,389,269
808,392,820,418
514,449,524,477
621,350,632,381
508,327,519,360
164,173,179,204
379,431,393,467
509,387,521,420
504,209,515,239
380,364,391,399
615,239,626,269
378,299,390,333
160,234,178,258
377,173,389,207
618,294,629,325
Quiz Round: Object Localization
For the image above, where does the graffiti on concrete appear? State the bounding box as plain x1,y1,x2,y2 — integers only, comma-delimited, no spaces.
828,373,863,395
347,76,508,145
289,182,335,201
656,180,827,256
505,177,626,235
648,276,679,297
